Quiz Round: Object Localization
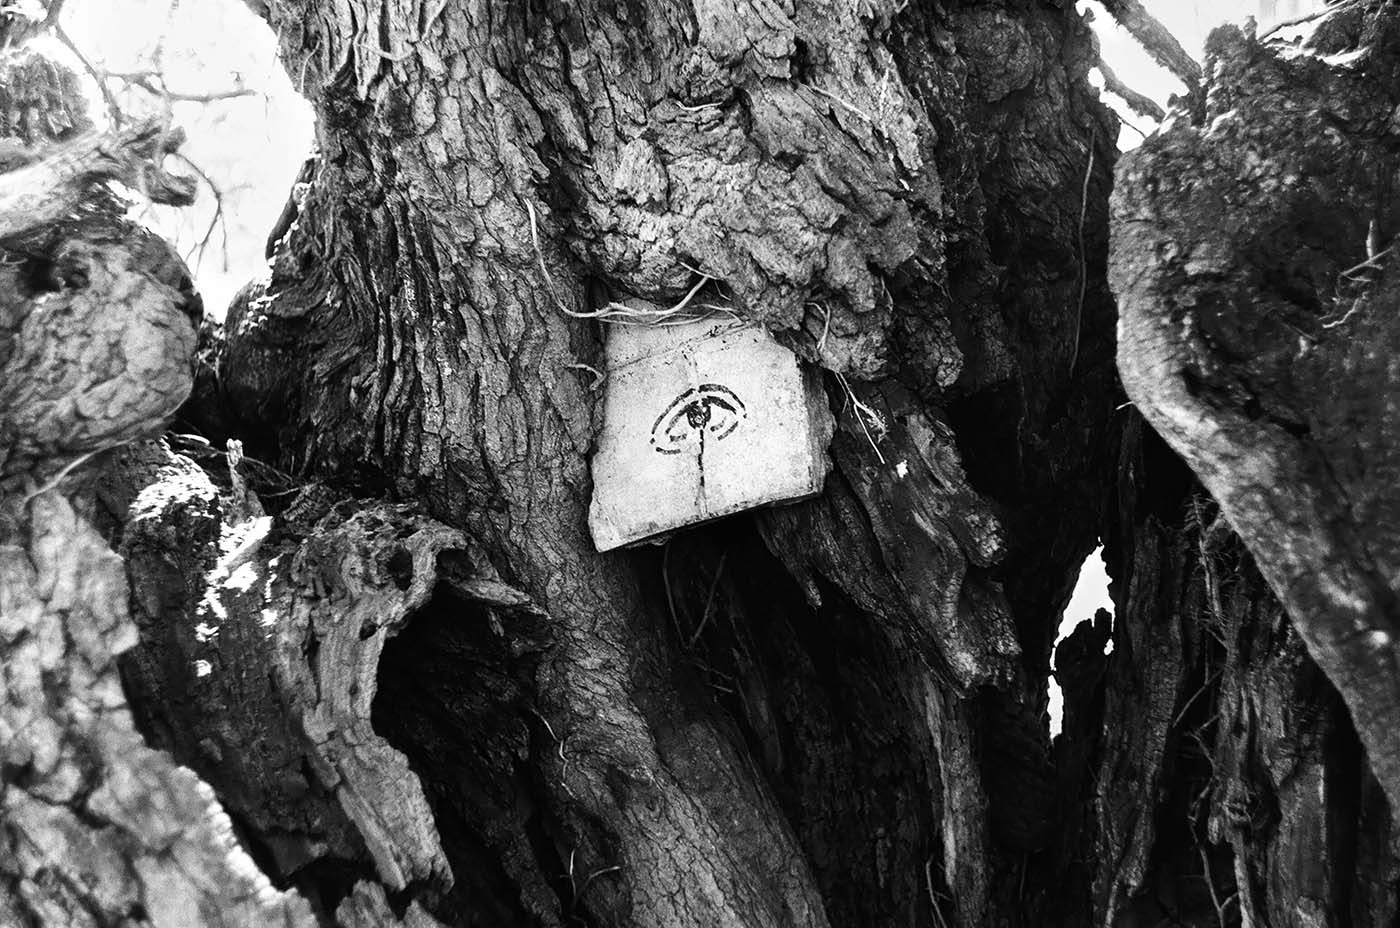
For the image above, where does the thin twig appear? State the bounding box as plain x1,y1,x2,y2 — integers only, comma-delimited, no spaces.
102,71,255,103
588,273,715,321
809,302,832,352
1322,245,1392,328
529,708,576,799
1171,668,1223,728
687,551,727,649
804,83,874,123
565,362,605,390
925,858,951,928
526,198,723,324
55,23,123,126
356,41,414,63
17,445,111,508
1112,111,1149,141
1198,844,1229,927
1069,131,1096,377
574,865,622,905
525,198,578,316
1322,296,1363,330
835,372,887,465
1339,244,1393,280
173,151,228,270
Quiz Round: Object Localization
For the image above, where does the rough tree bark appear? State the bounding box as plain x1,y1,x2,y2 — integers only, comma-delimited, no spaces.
188,0,1122,923
1113,4,1400,810
1107,4,1400,925
4,0,1400,926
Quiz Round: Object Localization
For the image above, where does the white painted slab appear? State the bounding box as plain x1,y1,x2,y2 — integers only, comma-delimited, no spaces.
588,312,834,552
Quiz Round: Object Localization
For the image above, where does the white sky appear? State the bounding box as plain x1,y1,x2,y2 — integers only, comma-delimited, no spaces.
1050,546,1112,736
59,0,314,316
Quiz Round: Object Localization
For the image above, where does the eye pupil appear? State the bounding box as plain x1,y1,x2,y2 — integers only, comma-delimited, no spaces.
685,402,711,429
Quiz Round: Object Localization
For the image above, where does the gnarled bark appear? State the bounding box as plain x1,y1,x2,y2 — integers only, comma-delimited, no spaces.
202,0,1121,924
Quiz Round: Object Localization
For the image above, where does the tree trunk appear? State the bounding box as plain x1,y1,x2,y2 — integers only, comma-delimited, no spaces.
1113,7,1400,812
4,0,1400,926
194,0,1120,923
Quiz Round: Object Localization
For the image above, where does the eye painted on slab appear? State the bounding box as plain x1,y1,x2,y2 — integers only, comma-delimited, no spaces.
649,384,748,455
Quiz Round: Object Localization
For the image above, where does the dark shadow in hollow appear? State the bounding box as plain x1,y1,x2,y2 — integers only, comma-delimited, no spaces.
372,575,571,927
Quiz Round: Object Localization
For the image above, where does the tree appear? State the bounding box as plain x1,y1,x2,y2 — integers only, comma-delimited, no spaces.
1,0,1398,926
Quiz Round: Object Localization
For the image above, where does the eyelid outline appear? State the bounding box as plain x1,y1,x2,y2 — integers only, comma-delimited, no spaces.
649,384,748,455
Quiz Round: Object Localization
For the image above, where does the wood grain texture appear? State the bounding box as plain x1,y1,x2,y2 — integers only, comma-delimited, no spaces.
112,445,480,897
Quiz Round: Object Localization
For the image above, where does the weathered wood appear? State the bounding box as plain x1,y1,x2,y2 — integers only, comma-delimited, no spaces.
111,444,476,896
334,882,450,928
11,0,1392,925
0,42,201,490
757,382,1020,689
0,32,319,928
1076,421,1400,927
0,213,200,484
1098,0,1203,87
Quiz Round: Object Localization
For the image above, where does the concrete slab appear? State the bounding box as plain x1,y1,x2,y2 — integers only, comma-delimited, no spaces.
588,311,834,552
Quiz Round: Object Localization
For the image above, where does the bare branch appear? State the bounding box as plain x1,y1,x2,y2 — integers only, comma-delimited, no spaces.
171,150,229,270
1259,1,1355,41
1099,0,1203,89
103,69,256,103
40,0,64,28
1096,58,1166,123
54,22,123,125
